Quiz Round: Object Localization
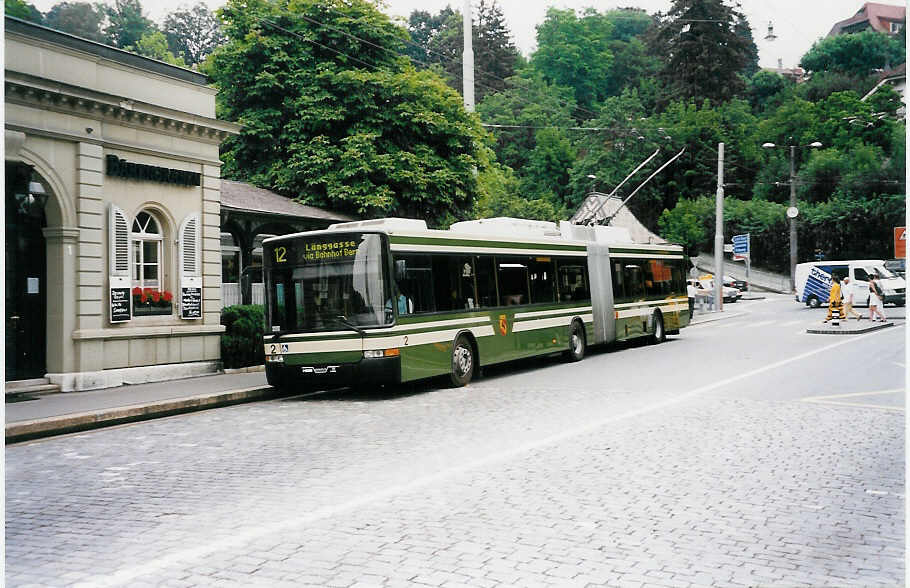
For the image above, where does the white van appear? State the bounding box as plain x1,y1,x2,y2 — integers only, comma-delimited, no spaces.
795,260,906,307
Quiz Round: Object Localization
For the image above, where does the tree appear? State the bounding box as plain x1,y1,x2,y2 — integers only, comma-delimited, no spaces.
5,0,43,23
519,127,577,207
473,163,565,222
800,30,905,77
475,70,576,171
207,0,491,225
530,8,614,116
127,30,187,67
405,7,457,65
647,0,758,105
103,0,155,49
44,2,105,42
406,1,519,101
163,3,225,66
746,70,791,114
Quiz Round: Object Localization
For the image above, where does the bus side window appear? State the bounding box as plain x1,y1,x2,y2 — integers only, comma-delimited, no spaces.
393,254,435,314
497,256,530,306
474,255,497,308
528,257,556,304
431,255,476,311
623,263,644,299
611,261,625,302
557,259,590,302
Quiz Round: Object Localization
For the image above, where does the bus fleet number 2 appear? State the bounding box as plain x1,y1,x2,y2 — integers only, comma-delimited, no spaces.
269,343,289,354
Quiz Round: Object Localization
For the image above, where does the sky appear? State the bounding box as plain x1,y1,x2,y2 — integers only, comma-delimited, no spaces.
26,0,887,69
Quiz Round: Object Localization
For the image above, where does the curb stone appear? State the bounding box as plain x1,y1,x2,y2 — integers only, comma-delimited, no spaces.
6,385,283,444
806,321,894,335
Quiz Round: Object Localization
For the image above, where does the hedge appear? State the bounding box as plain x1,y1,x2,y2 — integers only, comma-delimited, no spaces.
221,304,265,369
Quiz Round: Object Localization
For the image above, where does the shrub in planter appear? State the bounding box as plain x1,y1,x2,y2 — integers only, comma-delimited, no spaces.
221,304,265,369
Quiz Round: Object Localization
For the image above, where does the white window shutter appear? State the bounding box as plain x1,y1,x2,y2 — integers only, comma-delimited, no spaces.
108,204,131,277
178,213,200,277
178,213,202,320
108,204,132,322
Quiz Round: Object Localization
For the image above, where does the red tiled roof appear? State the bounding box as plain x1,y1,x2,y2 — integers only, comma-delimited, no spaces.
828,2,906,36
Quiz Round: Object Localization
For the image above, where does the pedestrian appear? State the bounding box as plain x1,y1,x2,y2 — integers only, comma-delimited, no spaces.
868,275,887,322
687,280,696,319
824,275,843,323
841,277,862,320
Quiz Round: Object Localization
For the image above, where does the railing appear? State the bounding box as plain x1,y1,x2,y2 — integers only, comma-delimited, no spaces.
221,282,264,307
222,283,241,307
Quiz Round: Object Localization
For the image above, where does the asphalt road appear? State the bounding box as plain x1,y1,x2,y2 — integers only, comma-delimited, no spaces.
6,294,905,587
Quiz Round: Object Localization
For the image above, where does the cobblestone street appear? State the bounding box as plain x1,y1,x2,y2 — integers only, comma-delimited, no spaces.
6,297,905,586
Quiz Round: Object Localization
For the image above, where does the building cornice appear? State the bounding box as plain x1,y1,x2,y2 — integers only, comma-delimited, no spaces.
5,72,241,143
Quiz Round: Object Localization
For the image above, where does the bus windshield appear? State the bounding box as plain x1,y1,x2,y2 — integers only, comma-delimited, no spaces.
265,233,391,333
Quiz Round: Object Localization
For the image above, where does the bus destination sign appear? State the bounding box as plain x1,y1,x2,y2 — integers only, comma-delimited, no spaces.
270,236,362,265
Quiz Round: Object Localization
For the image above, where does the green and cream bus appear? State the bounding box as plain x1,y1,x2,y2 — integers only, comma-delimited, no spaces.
262,217,690,390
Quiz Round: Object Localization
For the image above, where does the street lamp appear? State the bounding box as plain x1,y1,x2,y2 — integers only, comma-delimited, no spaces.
762,140,823,292
586,174,597,194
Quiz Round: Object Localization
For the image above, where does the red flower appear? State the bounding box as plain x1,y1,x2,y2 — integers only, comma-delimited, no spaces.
132,287,141,296
140,293,147,303
151,291,161,303
163,291,173,302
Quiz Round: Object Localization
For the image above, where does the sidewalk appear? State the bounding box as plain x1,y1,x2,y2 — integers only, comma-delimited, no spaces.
6,371,276,444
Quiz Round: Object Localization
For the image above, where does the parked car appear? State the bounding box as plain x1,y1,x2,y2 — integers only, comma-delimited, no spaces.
722,274,748,292
884,258,905,278
688,278,741,303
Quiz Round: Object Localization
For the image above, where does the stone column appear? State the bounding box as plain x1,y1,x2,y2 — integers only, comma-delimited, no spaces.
43,227,80,374
201,164,223,360
75,142,105,371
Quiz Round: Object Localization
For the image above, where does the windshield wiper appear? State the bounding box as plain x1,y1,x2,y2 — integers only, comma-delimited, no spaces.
332,315,364,336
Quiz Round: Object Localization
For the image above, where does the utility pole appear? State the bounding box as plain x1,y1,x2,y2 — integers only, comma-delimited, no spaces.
462,0,474,112
789,144,797,292
714,142,724,312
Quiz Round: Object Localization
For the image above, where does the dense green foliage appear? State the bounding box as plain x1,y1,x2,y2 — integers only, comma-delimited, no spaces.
163,2,225,66
405,1,519,102
801,30,905,77
44,2,105,42
22,0,904,275
220,305,265,368
5,0,43,23
207,0,491,226
646,0,758,105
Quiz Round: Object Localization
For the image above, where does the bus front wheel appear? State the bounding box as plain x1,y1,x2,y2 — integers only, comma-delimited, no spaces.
565,320,586,362
449,334,475,387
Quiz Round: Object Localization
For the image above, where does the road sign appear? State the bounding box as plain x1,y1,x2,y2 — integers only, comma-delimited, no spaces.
895,227,906,258
732,233,749,256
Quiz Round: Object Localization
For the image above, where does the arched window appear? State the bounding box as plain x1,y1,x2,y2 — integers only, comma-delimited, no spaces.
132,210,163,289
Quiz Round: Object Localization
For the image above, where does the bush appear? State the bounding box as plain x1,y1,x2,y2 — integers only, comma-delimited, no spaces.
221,304,265,369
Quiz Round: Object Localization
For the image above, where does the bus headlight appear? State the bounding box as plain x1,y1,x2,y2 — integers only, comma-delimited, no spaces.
364,348,399,359
266,355,284,363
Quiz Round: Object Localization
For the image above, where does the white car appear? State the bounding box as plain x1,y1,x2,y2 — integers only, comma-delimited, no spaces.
688,278,741,303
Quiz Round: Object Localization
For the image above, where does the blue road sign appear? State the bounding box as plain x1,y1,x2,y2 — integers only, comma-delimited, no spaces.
732,233,750,255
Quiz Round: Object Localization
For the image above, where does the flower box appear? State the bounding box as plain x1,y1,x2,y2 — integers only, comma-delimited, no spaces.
132,287,174,317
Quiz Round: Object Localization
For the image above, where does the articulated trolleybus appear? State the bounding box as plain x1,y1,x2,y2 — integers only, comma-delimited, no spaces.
262,217,690,390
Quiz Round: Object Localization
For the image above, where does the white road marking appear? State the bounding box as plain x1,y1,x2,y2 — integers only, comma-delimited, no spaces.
746,319,776,328
800,388,905,412
79,326,898,587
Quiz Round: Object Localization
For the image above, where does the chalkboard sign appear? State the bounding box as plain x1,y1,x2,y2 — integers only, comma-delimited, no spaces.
181,286,202,319
109,276,132,323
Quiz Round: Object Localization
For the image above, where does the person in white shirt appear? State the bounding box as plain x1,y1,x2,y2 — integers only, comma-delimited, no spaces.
841,277,861,320
686,282,697,318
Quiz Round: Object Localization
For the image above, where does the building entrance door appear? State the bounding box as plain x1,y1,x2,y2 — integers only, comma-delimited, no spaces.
5,162,48,381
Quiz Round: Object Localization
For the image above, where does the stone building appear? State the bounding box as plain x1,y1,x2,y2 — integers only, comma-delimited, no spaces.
5,17,241,390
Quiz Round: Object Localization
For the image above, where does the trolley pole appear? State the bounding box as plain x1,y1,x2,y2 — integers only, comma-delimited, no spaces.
714,143,724,312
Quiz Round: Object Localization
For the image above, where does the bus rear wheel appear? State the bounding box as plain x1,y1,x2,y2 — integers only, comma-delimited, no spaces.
565,320,586,362
651,311,666,344
449,334,475,387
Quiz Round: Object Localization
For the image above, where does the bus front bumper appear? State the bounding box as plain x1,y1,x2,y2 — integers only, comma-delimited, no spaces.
265,355,400,391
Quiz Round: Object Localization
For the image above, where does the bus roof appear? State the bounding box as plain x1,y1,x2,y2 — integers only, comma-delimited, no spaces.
263,217,684,253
